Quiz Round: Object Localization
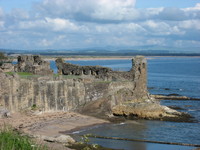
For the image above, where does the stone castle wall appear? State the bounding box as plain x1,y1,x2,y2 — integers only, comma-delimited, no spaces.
56,56,146,82
0,56,148,113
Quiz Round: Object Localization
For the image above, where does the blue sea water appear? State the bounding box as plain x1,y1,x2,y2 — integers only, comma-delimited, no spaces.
50,57,200,150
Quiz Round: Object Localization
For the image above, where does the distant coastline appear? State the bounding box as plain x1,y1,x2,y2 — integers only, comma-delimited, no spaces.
43,55,200,61
10,55,200,63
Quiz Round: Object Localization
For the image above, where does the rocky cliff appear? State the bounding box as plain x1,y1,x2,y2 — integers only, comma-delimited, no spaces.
0,55,191,122
0,56,148,113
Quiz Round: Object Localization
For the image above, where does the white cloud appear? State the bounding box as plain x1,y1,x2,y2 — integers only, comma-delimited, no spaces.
141,20,185,37
91,0,136,20
179,20,200,30
0,0,200,50
184,3,200,11
45,17,78,31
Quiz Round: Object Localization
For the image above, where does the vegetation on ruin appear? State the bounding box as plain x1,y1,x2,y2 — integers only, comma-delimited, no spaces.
5,72,35,78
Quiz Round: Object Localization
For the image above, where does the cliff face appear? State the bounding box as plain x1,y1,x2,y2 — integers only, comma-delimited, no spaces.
0,56,148,113
0,76,146,113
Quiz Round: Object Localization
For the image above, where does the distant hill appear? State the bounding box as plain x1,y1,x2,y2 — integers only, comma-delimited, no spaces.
1,45,200,57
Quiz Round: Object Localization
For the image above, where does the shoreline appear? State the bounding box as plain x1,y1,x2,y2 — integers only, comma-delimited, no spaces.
1,111,198,150
0,111,109,137
0,111,111,150
44,55,200,61
11,55,200,62
44,56,132,61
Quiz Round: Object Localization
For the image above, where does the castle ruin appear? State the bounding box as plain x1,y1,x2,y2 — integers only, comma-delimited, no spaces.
0,55,148,114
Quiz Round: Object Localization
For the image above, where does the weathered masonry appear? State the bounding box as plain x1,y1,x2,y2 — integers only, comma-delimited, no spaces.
15,55,53,75
56,56,147,82
0,56,148,113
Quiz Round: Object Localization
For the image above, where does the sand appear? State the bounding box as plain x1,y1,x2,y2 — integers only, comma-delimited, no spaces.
0,111,109,149
0,111,109,136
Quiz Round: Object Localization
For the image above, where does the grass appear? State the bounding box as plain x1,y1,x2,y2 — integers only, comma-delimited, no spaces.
17,72,34,76
5,72,33,76
6,72,81,79
5,72,40,79
0,126,47,150
5,72,14,75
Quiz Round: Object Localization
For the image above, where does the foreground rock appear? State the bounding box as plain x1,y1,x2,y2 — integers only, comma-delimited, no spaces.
112,101,194,122
0,107,10,118
35,135,75,144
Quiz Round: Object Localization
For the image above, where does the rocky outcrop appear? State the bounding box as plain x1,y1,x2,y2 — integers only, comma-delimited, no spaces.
35,135,75,144
15,55,53,75
151,94,200,100
0,55,192,122
111,101,193,122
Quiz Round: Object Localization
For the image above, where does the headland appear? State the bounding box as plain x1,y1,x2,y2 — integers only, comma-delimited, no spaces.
0,54,195,149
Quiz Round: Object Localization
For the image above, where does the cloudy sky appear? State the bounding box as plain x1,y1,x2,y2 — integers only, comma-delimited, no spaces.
0,0,200,51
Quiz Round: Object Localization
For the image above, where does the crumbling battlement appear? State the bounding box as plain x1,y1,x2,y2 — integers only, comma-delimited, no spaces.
15,55,53,75
56,58,112,80
56,56,147,82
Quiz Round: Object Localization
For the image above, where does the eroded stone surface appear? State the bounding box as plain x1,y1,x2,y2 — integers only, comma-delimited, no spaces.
15,55,53,75
0,63,14,72
56,56,147,84
0,107,10,118
0,56,148,113
36,135,75,144
0,55,191,122
112,101,193,122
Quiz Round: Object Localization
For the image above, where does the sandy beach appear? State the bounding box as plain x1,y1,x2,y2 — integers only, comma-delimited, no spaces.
0,111,109,149
0,111,109,136
43,55,200,61
43,56,132,61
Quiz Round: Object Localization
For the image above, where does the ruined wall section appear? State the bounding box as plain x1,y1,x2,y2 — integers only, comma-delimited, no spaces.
15,55,53,75
56,58,141,81
56,58,112,80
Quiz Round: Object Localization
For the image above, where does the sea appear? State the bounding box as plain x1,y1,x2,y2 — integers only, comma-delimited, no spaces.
50,57,200,150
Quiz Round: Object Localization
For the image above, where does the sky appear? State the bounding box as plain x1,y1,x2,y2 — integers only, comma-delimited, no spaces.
0,0,200,51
